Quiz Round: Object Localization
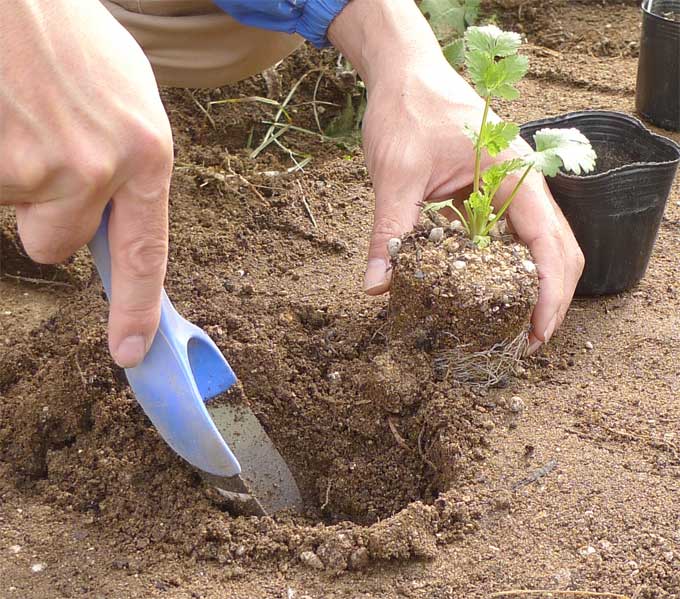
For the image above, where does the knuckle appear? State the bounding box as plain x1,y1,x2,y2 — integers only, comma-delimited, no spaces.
118,236,167,281
75,159,115,196
5,160,49,193
131,119,174,167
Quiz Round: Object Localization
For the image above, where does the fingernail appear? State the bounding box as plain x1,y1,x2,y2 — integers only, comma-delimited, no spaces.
364,258,389,293
544,313,559,344
526,338,542,356
114,335,147,368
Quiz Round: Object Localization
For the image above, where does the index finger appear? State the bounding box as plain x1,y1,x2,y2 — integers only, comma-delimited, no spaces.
107,165,170,368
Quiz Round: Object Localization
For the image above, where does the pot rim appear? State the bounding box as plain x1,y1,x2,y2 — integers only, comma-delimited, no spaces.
521,110,680,181
641,0,680,25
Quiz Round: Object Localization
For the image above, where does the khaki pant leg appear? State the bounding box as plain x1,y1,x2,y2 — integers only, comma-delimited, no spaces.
101,0,304,88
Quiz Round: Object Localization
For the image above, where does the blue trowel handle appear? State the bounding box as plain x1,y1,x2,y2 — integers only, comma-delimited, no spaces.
87,205,241,479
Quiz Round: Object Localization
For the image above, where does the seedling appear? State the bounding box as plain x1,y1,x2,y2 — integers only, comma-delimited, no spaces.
425,26,597,248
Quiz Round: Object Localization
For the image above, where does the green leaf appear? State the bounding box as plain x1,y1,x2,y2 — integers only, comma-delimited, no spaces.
420,0,466,41
465,52,529,99
479,121,520,156
481,158,526,197
530,127,597,176
442,39,465,67
464,0,481,25
424,199,455,213
465,25,522,58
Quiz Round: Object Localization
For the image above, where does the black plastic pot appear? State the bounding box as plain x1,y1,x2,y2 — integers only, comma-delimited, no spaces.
521,111,680,296
636,0,680,131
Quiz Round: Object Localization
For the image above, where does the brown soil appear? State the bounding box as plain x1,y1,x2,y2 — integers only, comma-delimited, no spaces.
2,1,680,598
388,224,537,355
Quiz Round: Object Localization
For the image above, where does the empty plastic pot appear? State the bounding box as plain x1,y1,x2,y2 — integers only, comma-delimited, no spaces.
636,0,680,131
521,111,680,296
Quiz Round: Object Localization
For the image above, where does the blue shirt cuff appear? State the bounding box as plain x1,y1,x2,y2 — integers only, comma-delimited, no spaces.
297,0,350,48
212,1,350,48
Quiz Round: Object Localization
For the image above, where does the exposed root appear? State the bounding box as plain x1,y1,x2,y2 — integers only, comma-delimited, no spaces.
435,330,529,389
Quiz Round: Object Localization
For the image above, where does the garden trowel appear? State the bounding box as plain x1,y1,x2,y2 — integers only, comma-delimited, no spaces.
87,205,302,516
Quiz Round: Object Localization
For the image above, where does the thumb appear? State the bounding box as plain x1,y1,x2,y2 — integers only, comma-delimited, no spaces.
107,175,169,368
365,181,423,295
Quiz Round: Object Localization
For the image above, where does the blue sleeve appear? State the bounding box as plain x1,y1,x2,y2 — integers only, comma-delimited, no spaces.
212,0,350,48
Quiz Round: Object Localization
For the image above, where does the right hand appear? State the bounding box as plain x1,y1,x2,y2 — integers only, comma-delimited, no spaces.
0,0,174,368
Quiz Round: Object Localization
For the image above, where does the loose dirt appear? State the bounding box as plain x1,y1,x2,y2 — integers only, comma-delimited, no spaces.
2,1,680,597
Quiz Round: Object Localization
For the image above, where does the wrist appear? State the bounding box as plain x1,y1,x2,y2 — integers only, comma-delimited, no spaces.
328,0,446,90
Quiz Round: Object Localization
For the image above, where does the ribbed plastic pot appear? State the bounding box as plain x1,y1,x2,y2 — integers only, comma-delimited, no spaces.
636,0,680,131
521,111,680,296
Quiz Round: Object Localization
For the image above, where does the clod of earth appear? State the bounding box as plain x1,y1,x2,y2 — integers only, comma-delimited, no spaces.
388,222,538,388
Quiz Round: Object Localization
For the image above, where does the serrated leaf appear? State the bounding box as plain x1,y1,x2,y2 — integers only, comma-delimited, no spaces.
481,158,526,197
442,39,465,67
480,121,520,156
530,127,597,176
465,25,522,58
420,0,466,41
464,0,481,25
465,52,528,99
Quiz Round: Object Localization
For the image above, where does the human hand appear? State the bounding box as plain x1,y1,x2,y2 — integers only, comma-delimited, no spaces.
0,0,174,367
329,0,584,353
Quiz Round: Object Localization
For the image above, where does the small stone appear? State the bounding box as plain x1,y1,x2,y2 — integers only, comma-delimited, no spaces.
234,545,246,557
481,419,495,431
578,545,597,558
450,220,464,232
509,396,525,414
327,371,341,382
349,547,369,571
387,238,402,258
8,545,21,554
553,568,572,588
584,341,594,350
522,259,536,274
626,560,639,571
428,227,444,243
599,539,613,552
299,551,324,570
31,563,47,573
489,220,507,238
452,260,467,270
663,551,674,563
443,237,460,253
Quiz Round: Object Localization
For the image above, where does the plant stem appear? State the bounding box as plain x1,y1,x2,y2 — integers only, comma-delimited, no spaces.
473,95,492,195
484,164,532,235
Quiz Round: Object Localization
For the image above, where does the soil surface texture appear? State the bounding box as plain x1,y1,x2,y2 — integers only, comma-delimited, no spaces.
2,1,680,598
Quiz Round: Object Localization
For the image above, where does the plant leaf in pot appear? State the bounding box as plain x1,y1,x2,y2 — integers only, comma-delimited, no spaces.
520,110,680,296
387,26,597,387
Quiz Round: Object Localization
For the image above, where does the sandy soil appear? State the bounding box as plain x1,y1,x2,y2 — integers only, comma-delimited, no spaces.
1,1,679,598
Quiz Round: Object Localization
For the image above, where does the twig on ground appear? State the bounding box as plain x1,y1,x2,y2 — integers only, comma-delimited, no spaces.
417,424,437,470
320,479,332,511
490,591,630,599
512,460,558,491
224,152,267,205
297,181,317,229
73,351,87,389
387,417,413,453
1,273,73,288
312,71,326,134
186,90,216,130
